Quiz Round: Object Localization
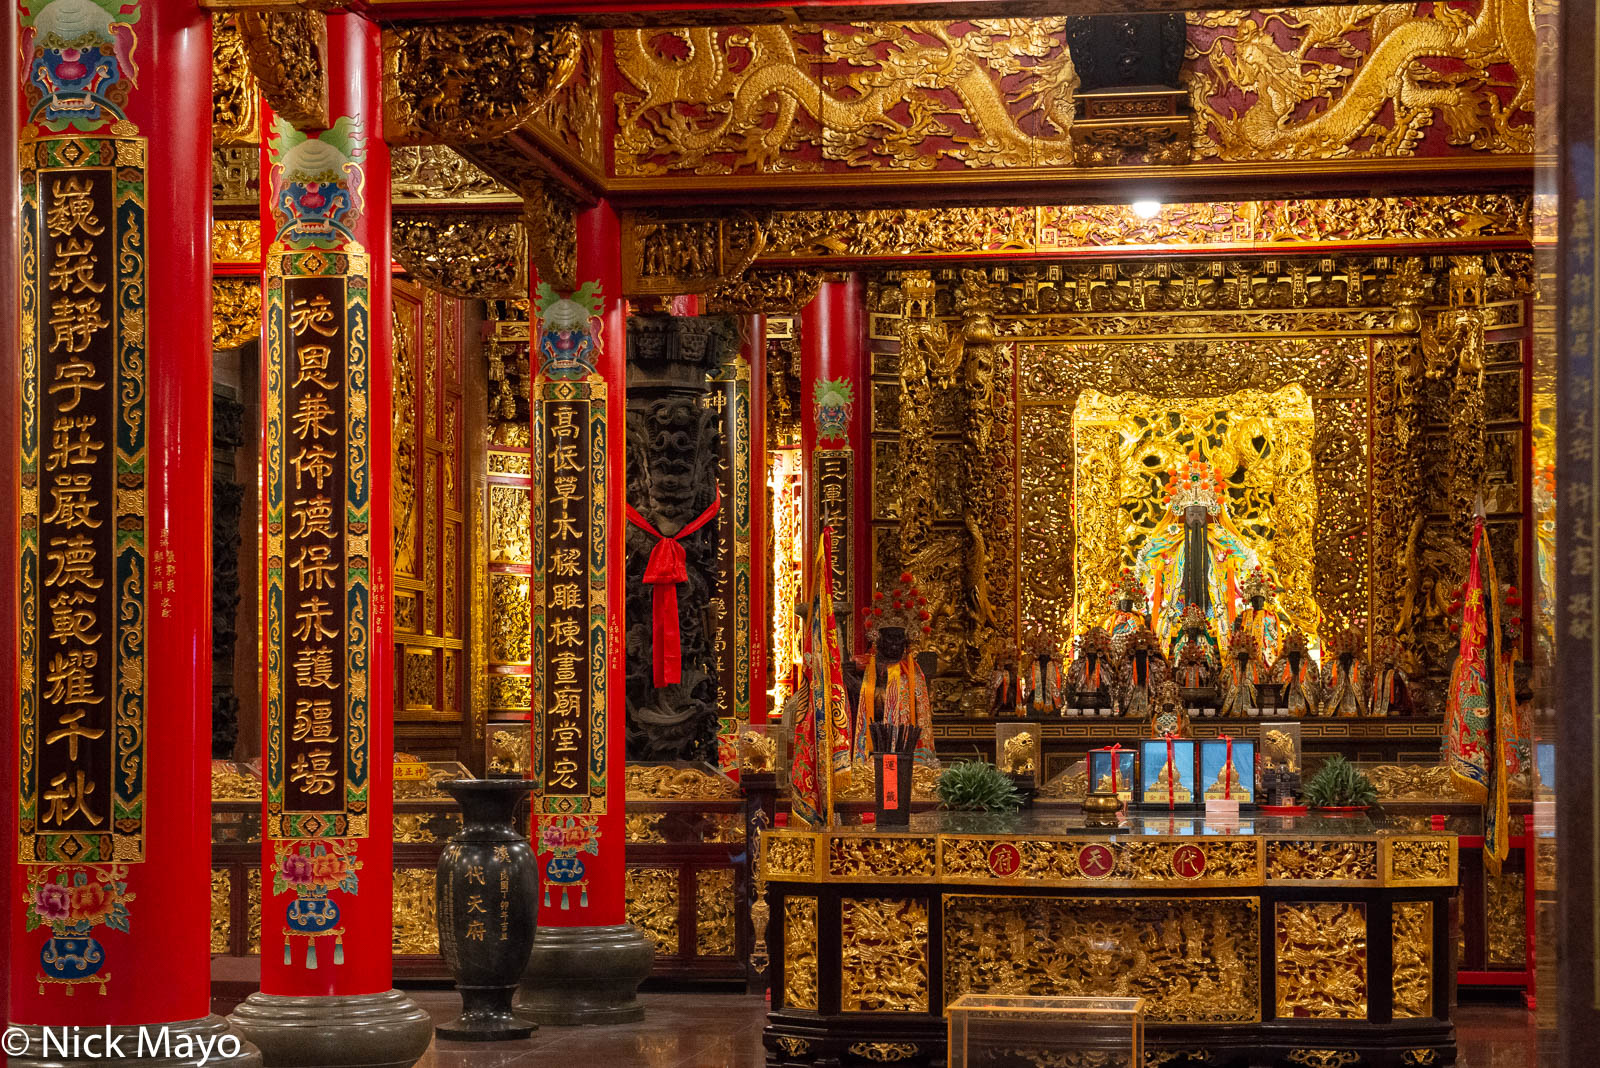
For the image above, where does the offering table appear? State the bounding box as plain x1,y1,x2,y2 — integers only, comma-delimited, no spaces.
760,811,1457,1068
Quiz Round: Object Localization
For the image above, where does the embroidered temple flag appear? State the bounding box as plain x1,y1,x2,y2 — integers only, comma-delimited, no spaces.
1445,510,1510,873
789,528,853,828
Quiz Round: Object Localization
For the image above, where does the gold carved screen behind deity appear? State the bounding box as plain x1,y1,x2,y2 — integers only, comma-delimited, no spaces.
1070,385,1322,644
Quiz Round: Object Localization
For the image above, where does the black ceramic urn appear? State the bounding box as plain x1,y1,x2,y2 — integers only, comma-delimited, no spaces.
436,779,540,1040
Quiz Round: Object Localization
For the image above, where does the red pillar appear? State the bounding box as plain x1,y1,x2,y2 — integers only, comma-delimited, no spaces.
520,200,652,1023
6,0,257,1061
229,13,429,1067
800,277,867,653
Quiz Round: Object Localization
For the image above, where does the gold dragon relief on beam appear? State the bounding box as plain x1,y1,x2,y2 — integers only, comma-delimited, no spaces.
943,895,1260,1022
526,30,605,173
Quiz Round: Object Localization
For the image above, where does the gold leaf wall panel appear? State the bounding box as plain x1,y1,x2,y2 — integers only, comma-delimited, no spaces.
211,869,231,954
393,868,440,955
696,868,737,957
1275,902,1367,1019
841,897,929,1013
1392,901,1434,1019
943,894,1260,1022
784,896,819,1010
626,867,681,955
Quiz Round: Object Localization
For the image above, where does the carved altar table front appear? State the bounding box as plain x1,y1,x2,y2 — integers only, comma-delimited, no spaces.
761,811,1457,1068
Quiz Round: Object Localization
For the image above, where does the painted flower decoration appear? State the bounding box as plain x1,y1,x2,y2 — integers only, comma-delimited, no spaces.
35,881,71,923
280,852,314,885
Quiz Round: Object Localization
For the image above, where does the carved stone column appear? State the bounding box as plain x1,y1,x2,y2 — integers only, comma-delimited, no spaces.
229,14,430,1068
6,1,258,1064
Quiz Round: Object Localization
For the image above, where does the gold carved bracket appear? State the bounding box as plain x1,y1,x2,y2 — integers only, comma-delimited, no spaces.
213,279,262,350
620,211,767,298
236,8,329,131
383,20,581,146
706,268,826,316
523,180,577,292
391,214,528,300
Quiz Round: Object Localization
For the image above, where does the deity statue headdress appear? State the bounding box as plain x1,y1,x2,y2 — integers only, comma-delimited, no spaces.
1500,584,1524,644
1179,603,1209,634
1077,626,1112,657
1279,629,1310,657
1229,631,1259,662
1162,453,1226,517
1240,565,1280,601
1116,626,1164,660
863,572,932,644
1371,635,1404,667
1111,569,1147,609
1327,628,1364,657
1023,624,1060,657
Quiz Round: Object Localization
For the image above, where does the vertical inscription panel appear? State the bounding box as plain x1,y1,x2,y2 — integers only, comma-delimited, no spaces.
532,381,609,815
19,137,148,864
265,250,371,840
815,448,853,648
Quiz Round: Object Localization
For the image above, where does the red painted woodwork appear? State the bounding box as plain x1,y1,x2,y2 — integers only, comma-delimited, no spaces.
7,0,213,1029
258,12,398,998
1,0,17,1028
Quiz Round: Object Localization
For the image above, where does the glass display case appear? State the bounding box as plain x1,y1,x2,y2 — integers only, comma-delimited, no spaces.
1137,738,1196,808
1200,737,1256,804
1258,720,1303,805
948,994,1145,1068
1088,746,1136,803
996,722,1043,790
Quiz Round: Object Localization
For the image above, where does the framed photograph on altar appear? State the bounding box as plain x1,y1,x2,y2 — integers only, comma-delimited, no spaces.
1199,739,1256,805
1137,739,1197,809
1088,747,1136,803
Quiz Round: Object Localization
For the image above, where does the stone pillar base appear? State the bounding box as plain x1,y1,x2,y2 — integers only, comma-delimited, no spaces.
6,1014,261,1068
516,924,654,1026
228,990,431,1068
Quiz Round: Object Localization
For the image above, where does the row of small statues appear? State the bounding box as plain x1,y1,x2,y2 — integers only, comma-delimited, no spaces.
991,607,1413,720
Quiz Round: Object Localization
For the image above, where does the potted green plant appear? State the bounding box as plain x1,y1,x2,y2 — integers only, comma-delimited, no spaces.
935,761,1023,813
1303,754,1378,814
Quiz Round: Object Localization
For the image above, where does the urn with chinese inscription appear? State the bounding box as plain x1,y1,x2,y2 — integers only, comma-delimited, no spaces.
436,779,540,1040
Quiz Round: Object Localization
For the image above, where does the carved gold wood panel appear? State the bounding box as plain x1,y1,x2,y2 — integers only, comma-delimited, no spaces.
784,896,819,1010
393,868,440,955
247,869,261,956
1266,840,1379,882
696,868,737,957
1275,902,1367,1019
526,30,604,176
626,867,681,955
943,894,1260,1022
830,836,938,879
1485,870,1527,966
841,897,929,1013
211,869,232,954
609,10,1532,177
1393,901,1434,1019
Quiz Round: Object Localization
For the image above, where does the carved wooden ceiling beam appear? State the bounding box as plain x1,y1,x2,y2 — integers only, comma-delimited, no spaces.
619,210,767,298
391,214,529,299
705,269,827,316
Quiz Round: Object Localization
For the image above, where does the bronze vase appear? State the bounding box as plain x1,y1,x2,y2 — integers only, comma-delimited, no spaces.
436,779,540,1040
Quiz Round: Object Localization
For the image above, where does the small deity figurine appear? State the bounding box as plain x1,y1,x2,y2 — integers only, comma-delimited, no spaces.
849,573,938,767
1269,629,1320,718
1099,569,1152,644
1002,732,1037,777
1148,679,1191,739
1320,629,1369,718
1169,604,1221,692
986,642,1022,719
1114,627,1170,719
1368,637,1413,718
1220,632,1262,718
1067,627,1116,715
1234,566,1285,668
1022,628,1066,716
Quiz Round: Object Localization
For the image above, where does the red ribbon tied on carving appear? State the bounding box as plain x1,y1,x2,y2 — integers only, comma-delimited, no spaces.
626,490,721,687
1106,743,1124,794
1165,733,1177,811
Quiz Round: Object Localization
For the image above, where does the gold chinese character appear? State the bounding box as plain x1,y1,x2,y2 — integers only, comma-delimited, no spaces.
44,707,104,761
291,391,337,441
550,443,583,473
551,548,582,577
45,533,102,589
550,407,579,439
43,649,103,707
550,618,582,647
292,596,338,641
291,543,339,591
48,297,108,354
294,344,339,390
47,237,104,295
290,443,336,491
46,177,103,238
46,414,102,471
289,748,337,795
44,473,101,530
549,688,582,718
47,590,100,645
42,769,100,826
551,512,582,541
467,894,486,915
551,651,581,685
465,920,487,942
551,723,582,753
550,759,580,790
552,477,580,506
289,294,337,339
290,496,336,540
293,645,338,689
466,865,485,885
290,698,336,743
48,359,104,411
493,846,510,862
548,583,583,611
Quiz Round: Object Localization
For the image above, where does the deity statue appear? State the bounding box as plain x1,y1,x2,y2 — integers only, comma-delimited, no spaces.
1114,627,1169,719
986,641,1022,718
1099,569,1151,644
1022,628,1065,716
1067,627,1116,713
1319,629,1369,718
1233,566,1285,668
1269,629,1320,718
1368,637,1413,718
1220,632,1263,718
1170,603,1221,698
1148,680,1191,739
1137,454,1260,650
848,573,938,767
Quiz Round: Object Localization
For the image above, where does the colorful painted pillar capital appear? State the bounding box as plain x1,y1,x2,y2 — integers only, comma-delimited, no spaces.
227,13,430,1068
518,200,654,1025
5,1,259,1064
